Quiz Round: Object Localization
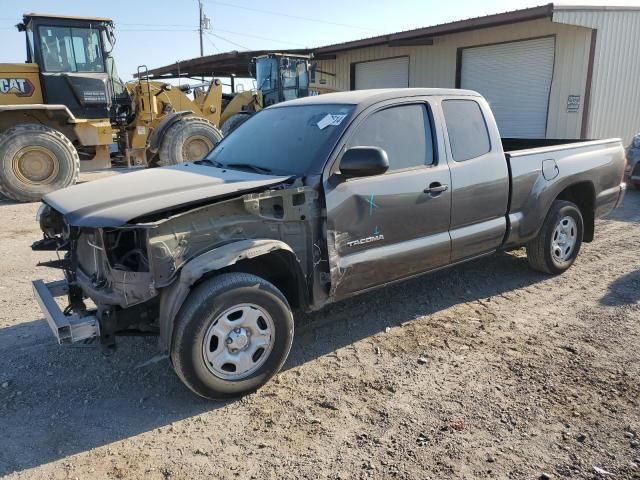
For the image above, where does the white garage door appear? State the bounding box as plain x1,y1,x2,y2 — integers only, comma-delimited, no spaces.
460,37,555,138
355,57,409,90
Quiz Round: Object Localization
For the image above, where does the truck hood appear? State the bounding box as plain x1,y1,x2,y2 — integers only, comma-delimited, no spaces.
43,163,293,227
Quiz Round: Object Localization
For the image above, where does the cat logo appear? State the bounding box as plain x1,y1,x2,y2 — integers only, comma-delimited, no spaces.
0,78,36,97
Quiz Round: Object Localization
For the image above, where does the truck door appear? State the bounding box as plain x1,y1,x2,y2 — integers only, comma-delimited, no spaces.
324,100,451,299
440,97,509,262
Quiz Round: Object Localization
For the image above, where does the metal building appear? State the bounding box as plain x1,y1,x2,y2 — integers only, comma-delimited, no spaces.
313,4,640,143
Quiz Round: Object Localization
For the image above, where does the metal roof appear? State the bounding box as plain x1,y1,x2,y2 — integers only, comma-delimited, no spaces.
143,3,557,78
22,12,113,23
314,4,554,54
141,49,310,79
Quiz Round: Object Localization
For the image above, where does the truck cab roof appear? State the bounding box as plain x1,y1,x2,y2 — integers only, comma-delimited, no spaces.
272,88,482,109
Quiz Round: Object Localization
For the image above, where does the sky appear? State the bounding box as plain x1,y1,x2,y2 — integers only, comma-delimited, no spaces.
0,0,638,83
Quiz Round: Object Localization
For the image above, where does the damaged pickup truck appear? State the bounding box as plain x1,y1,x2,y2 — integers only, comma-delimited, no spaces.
32,89,627,399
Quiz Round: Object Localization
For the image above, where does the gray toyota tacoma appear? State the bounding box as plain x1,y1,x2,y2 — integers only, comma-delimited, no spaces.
32,89,627,399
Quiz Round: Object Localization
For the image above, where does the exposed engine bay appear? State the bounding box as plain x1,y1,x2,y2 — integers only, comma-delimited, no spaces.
33,182,327,348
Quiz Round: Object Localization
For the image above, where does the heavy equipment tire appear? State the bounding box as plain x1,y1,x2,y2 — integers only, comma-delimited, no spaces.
171,272,294,400
157,117,223,167
0,124,79,202
526,200,584,274
221,113,251,136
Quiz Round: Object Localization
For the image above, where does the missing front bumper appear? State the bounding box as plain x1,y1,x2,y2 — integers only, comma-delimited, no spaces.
32,279,100,344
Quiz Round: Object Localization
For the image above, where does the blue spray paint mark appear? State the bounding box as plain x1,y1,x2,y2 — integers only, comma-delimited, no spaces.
365,193,377,216
373,226,380,236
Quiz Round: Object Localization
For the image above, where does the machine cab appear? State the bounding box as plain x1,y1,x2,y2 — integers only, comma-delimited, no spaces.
18,13,127,119
254,54,310,106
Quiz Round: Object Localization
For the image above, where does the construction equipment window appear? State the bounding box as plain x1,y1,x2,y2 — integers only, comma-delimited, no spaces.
39,26,104,73
282,60,309,101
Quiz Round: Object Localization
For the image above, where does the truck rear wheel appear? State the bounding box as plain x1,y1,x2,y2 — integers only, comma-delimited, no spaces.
157,117,223,167
526,200,584,274
0,124,79,202
171,272,294,400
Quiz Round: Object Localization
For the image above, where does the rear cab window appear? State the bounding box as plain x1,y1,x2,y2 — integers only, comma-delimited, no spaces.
347,103,435,171
442,99,491,161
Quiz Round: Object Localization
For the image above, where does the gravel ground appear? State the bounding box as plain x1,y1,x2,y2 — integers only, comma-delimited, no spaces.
0,182,638,480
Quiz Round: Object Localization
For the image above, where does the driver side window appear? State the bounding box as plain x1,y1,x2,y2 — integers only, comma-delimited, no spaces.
347,104,434,171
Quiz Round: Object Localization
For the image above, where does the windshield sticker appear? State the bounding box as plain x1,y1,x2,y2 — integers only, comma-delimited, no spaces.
317,114,348,130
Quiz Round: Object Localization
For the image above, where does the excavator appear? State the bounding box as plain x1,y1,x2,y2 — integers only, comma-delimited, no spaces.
0,13,313,202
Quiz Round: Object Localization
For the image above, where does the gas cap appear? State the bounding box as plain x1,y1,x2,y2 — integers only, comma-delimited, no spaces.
542,159,559,180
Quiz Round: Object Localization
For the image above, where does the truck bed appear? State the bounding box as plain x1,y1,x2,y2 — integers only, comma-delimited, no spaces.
501,137,591,152
502,137,625,249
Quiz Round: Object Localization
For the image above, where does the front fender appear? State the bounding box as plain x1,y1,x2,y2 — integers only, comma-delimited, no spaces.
157,239,296,351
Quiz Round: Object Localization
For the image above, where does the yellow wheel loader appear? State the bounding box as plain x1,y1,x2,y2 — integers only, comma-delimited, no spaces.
0,14,315,202
157,52,314,136
0,13,229,202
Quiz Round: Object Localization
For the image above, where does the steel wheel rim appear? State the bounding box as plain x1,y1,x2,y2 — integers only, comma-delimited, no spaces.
551,215,578,262
182,135,213,161
13,146,59,185
202,303,275,380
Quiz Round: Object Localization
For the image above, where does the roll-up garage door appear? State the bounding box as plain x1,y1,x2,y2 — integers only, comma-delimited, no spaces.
354,57,409,90
460,37,555,138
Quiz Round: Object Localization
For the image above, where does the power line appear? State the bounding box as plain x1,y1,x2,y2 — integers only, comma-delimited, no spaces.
118,22,196,28
203,0,380,32
214,27,306,48
118,28,197,32
203,32,220,53
206,32,250,51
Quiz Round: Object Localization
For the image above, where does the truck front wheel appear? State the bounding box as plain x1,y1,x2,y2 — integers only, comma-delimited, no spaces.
0,124,79,202
171,273,294,400
526,200,584,274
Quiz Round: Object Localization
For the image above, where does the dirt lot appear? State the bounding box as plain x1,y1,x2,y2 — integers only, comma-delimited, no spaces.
0,182,638,480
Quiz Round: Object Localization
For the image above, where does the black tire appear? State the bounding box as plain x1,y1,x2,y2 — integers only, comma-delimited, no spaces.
171,272,294,400
157,117,223,167
526,200,584,274
221,113,251,136
0,124,79,202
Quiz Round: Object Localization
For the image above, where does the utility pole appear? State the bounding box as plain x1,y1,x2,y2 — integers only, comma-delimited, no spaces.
198,0,204,57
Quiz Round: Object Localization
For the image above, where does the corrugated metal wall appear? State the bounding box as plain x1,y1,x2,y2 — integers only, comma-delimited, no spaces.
554,8,640,144
315,18,593,139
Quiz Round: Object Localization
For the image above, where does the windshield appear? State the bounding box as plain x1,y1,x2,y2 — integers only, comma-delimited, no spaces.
205,104,354,176
38,25,104,73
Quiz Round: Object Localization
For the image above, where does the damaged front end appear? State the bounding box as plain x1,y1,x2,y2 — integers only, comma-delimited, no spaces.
32,205,159,346
31,180,328,349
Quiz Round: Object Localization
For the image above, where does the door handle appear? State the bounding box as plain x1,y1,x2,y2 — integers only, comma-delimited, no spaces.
423,183,449,195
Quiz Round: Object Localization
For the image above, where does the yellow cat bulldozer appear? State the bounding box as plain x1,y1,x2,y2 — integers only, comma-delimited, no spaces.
0,13,312,202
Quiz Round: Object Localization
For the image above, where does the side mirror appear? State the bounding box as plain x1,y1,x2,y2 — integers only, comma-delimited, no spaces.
339,146,389,179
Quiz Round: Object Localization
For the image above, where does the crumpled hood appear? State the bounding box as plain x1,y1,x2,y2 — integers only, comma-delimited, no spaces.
43,163,292,227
